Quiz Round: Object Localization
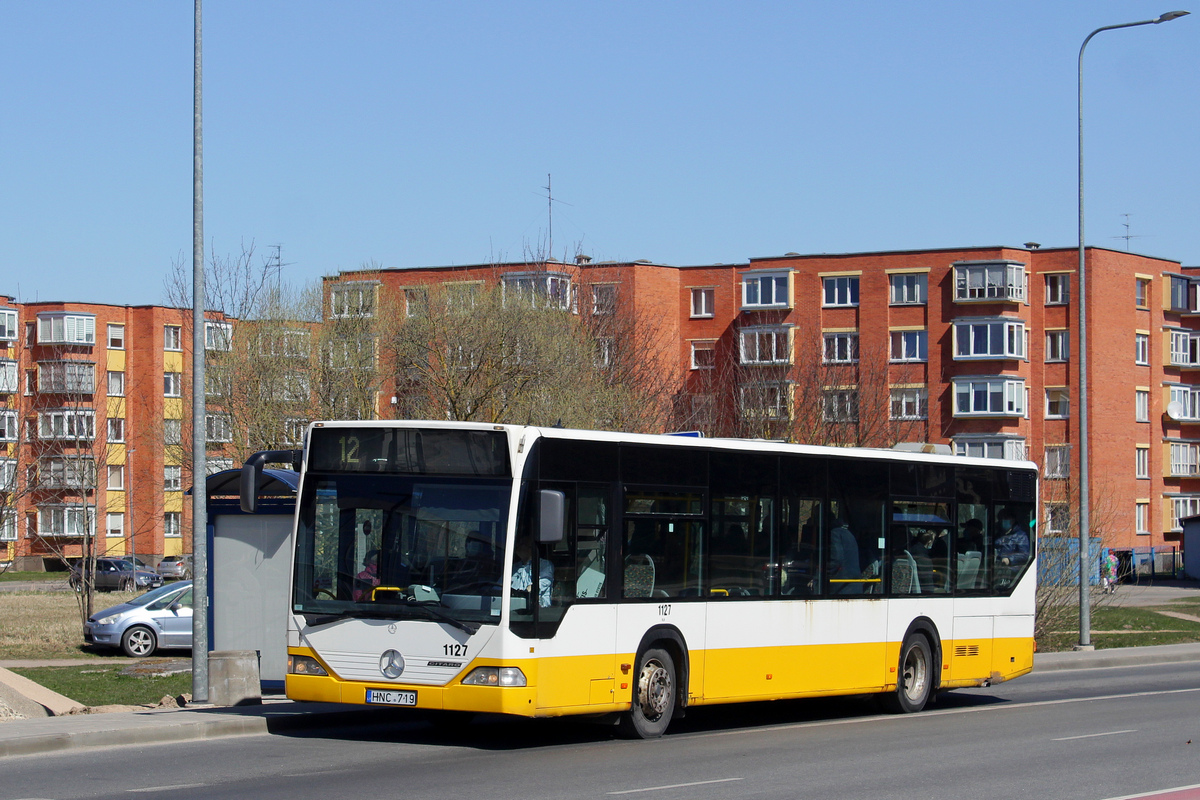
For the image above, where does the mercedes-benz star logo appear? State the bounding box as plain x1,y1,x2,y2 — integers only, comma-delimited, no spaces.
379,649,405,679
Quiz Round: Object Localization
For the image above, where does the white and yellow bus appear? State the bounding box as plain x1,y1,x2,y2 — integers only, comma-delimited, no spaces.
255,421,1037,738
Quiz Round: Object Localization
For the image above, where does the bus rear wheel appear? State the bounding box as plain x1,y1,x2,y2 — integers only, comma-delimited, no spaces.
618,646,675,739
881,634,932,714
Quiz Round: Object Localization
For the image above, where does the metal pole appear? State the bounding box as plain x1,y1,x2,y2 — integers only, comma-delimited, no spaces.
191,0,208,701
1077,11,1188,651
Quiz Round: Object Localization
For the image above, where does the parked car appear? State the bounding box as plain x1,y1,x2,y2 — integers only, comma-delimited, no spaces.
84,581,193,657
68,557,163,593
120,556,153,570
157,555,193,580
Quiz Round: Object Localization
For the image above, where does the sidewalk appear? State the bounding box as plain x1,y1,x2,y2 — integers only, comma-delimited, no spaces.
2,641,1199,758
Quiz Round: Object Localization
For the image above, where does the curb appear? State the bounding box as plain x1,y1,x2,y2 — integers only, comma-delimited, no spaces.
1033,641,1200,673
0,713,270,758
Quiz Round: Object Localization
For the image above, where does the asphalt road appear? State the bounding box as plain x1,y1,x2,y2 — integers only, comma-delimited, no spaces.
3,661,1198,800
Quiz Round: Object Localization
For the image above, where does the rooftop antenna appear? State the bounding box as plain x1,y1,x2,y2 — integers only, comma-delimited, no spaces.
1111,214,1147,251
267,244,294,295
534,174,573,264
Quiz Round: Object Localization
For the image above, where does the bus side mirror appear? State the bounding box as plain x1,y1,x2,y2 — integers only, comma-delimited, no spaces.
240,449,303,514
538,490,566,544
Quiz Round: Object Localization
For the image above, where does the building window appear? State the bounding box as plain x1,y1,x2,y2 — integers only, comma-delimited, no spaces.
107,417,124,443
953,437,1026,461
207,458,234,476
1045,388,1070,419
0,514,15,542
284,419,309,447
330,281,378,318
1044,502,1070,534
1169,385,1200,420
403,287,428,318
1044,274,1070,305
739,383,791,420
594,338,614,369
0,309,16,342
890,388,928,420
821,276,858,308
0,458,15,491
690,341,716,370
164,325,182,352
205,321,232,351
1171,443,1200,476
1136,502,1149,535
107,371,125,397
1135,333,1150,365
1136,446,1150,479
1045,330,1069,362
0,410,15,442
107,464,124,491
164,372,182,397
502,272,573,310
38,361,96,393
739,326,792,365
952,377,1025,416
38,506,95,537
690,288,715,318
953,262,1025,302
39,457,96,489
592,284,616,316
1136,390,1150,422
742,272,791,310
954,319,1026,359
164,512,182,538
0,360,15,394
107,324,124,349
1136,278,1150,308
889,273,926,305
889,330,927,362
822,389,859,422
206,413,232,443
823,332,859,364
1169,330,1200,367
106,513,124,539
1170,276,1191,312
164,419,182,445
1044,445,1070,479
38,409,95,440
37,313,96,345
164,465,182,492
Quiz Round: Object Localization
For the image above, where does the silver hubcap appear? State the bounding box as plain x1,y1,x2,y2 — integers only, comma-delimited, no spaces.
637,658,672,720
901,645,928,702
128,630,152,655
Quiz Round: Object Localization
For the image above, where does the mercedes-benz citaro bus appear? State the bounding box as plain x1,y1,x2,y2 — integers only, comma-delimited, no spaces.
240,421,1037,739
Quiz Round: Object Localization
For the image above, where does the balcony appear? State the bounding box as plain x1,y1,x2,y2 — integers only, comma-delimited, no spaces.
953,261,1026,304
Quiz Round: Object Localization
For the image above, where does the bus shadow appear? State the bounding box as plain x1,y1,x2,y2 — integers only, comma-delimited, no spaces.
274,690,1010,749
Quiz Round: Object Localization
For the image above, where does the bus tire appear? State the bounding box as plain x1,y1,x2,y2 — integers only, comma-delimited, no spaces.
881,634,932,714
618,646,675,739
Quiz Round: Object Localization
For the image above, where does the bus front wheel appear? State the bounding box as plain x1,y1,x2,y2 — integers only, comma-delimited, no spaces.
881,634,932,714
618,646,675,739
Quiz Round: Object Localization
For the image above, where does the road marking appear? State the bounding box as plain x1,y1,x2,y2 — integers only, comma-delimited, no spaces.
1101,783,1200,800
607,777,744,795
1052,729,1138,741
128,784,208,793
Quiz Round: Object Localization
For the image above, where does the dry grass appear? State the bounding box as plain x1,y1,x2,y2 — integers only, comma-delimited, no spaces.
0,590,139,660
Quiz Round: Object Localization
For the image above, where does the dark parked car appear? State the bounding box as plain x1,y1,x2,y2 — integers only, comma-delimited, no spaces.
84,581,193,657
69,557,163,593
157,555,193,580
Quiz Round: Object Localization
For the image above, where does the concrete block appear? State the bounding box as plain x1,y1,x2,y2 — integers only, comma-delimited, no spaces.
0,667,84,716
207,650,262,706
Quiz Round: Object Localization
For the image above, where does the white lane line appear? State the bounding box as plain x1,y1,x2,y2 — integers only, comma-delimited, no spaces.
1100,782,1200,800
128,784,208,793
607,777,744,795
1052,729,1138,741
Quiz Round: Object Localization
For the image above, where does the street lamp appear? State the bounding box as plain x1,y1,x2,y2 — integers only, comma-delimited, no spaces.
1077,10,1189,650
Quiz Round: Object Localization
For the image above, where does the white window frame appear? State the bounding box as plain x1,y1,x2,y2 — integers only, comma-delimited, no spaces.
1136,502,1149,535
37,313,96,345
106,512,125,539
890,388,928,420
821,276,858,308
823,332,859,364
1135,333,1149,365
107,417,124,444
738,382,791,420
38,409,95,441
1045,445,1070,479
107,370,125,397
37,361,96,394
0,410,14,442
0,513,15,542
1045,330,1069,362
0,308,17,342
284,419,309,447
953,377,1026,417
1171,442,1200,477
739,326,792,366
164,418,182,445
591,284,617,316
38,506,95,538
1045,274,1070,305
1136,278,1150,308
403,287,427,318
330,281,379,318
742,272,791,310
205,413,233,443
0,360,15,394
164,511,182,538
164,465,182,492
690,287,715,318
953,437,1026,461
954,318,1026,359
889,273,926,305
822,389,859,423
40,457,96,489
1135,390,1150,422
690,341,716,370
1045,388,1070,419
1169,385,1200,421
889,330,927,363
0,457,15,492
164,372,182,397
164,325,182,352
107,323,124,350
205,320,233,351
107,464,124,491
953,262,1026,302
501,272,573,311
1135,446,1149,479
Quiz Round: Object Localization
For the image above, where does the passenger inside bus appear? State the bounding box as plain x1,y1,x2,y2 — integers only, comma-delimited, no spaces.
511,539,554,607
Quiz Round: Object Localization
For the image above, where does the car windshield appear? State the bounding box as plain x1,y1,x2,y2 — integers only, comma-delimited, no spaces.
126,582,185,607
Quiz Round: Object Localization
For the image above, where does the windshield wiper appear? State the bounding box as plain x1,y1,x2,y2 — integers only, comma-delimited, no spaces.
407,602,480,635
299,604,479,635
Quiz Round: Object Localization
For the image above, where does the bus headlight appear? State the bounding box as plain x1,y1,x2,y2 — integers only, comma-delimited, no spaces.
288,654,329,676
461,667,526,687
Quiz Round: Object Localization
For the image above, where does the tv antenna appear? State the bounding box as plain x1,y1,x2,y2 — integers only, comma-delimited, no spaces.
267,244,294,292
533,174,572,263
1111,214,1148,252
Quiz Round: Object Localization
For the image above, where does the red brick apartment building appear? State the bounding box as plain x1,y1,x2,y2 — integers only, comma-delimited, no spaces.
328,244,1194,551
0,296,234,570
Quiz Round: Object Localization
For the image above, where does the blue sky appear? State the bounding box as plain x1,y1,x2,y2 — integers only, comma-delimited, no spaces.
1,1,1197,307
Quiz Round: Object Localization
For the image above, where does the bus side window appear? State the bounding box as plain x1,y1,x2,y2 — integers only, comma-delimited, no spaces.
575,486,608,599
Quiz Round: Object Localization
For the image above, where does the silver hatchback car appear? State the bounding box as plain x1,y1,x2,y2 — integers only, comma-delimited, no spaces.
84,581,193,657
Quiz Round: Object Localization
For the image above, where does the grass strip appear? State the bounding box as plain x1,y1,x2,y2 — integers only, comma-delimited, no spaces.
9,665,192,708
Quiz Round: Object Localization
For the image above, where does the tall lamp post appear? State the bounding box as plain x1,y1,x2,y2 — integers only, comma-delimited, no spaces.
1077,10,1188,650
